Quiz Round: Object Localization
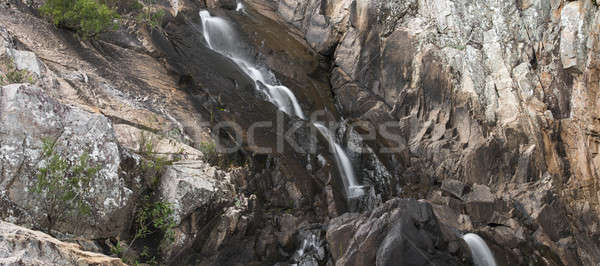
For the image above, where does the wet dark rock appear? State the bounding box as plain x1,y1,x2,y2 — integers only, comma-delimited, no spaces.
3,0,600,265
326,199,463,266
206,0,237,10
284,225,328,266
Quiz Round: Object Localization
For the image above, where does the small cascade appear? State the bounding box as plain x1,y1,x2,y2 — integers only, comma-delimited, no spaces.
314,123,364,198
199,10,305,119
198,10,364,199
287,227,327,266
462,233,497,266
294,233,319,258
235,0,244,12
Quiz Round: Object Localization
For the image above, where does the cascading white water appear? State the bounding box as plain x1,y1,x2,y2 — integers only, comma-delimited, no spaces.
199,10,364,199
295,233,318,258
235,0,244,12
314,123,364,198
199,10,305,119
463,233,497,266
290,230,326,264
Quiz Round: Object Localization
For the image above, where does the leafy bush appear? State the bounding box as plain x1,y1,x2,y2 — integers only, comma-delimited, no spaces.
199,141,217,161
4,69,28,84
0,57,34,85
130,1,144,12
131,196,176,245
99,0,143,14
199,140,245,169
136,8,165,29
120,133,176,263
40,0,120,38
138,133,175,186
124,195,176,264
34,138,100,232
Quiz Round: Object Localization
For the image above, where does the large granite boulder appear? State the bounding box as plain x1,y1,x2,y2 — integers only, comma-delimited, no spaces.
159,160,236,258
0,84,133,238
0,220,125,265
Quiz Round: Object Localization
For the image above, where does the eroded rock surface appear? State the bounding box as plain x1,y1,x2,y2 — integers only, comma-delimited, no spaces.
0,83,132,238
271,0,600,264
0,220,125,265
326,198,465,266
2,0,600,265
159,160,236,258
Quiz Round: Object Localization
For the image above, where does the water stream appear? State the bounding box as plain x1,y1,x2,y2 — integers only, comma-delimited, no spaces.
199,10,364,198
235,0,244,12
199,10,305,119
462,233,497,266
314,123,365,198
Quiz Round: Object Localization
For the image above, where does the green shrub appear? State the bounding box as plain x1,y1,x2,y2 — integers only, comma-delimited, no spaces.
132,196,176,244
0,57,35,85
110,240,124,257
100,0,143,14
34,138,100,232
199,141,217,160
135,136,176,246
126,195,176,263
198,140,244,169
40,0,120,38
138,133,174,186
136,8,165,29
130,1,144,12
5,69,27,83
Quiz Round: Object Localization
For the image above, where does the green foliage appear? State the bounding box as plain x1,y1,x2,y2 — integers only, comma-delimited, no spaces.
198,140,243,169
130,1,144,12
0,57,34,85
99,0,143,14
110,240,124,257
39,0,120,38
34,138,100,232
199,141,217,159
132,196,176,244
138,133,174,186
4,69,27,83
136,8,165,29
139,246,158,264
234,197,242,208
115,132,178,264
126,195,176,264
199,140,226,167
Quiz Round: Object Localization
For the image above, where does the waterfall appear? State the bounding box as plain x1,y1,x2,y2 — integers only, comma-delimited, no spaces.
295,233,318,258
199,10,305,119
463,233,497,266
198,10,364,199
235,0,244,12
314,123,364,198
288,228,326,265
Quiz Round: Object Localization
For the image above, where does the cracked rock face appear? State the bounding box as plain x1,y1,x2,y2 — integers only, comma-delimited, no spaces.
326,199,465,266
0,84,133,239
268,0,600,264
159,160,236,258
3,0,600,264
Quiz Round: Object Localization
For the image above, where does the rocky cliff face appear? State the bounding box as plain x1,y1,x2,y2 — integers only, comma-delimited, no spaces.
1,0,600,265
271,0,600,264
